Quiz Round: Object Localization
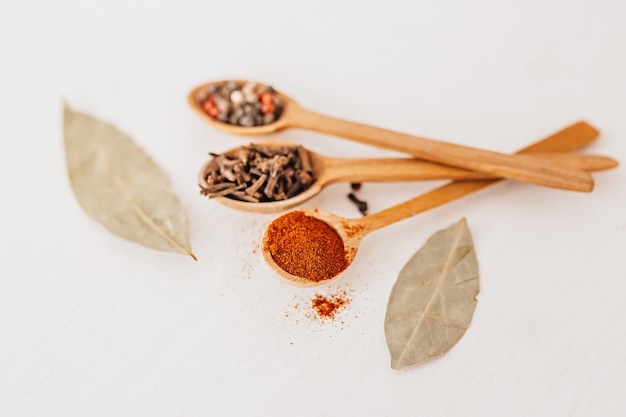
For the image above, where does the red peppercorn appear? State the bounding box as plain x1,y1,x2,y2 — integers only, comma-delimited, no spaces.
203,95,219,117
262,102,275,115
260,93,274,105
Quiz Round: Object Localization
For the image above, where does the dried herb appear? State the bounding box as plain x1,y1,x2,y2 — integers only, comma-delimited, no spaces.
200,144,315,202
385,218,479,369
63,103,196,260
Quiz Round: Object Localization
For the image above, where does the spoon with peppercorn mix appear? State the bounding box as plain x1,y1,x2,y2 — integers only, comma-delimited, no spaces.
199,140,616,214
260,122,617,286
189,80,594,193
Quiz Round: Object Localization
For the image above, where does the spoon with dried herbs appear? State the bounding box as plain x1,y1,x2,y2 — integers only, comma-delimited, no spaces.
189,80,594,193
199,142,616,213
260,122,617,286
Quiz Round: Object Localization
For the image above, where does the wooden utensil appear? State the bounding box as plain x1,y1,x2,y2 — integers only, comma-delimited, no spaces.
189,81,594,192
199,141,616,213
260,122,610,286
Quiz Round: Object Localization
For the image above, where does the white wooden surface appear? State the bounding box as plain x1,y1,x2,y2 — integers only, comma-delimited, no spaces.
1,1,625,416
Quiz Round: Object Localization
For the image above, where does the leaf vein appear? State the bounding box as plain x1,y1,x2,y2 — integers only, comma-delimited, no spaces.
395,222,466,365
110,168,197,260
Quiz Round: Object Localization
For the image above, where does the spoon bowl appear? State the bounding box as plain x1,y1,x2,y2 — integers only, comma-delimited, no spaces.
198,141,324,213
188,80,295,136
260,209,364,287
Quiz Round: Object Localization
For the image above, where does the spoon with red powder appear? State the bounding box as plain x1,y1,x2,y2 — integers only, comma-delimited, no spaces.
260,122,616,286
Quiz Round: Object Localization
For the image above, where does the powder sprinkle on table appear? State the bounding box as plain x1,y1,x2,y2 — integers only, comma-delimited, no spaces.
310,291,351,320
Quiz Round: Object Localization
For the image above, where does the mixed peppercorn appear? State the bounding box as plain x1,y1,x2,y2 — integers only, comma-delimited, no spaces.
196,81,283,126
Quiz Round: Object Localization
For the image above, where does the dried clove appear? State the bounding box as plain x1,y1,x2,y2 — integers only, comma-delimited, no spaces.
200,144,316,203
348,192,368,216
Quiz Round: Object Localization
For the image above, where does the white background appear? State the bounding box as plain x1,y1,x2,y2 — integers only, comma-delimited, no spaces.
1,0,625,416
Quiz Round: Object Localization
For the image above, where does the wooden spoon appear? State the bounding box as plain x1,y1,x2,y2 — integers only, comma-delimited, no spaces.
189,80,594,192
199,142,616,213
260,122,613,286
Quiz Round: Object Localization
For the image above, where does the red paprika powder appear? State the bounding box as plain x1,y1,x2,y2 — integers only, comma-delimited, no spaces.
264,211,348,282
310,292,349,319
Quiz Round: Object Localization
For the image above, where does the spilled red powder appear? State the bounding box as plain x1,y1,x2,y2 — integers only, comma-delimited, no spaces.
310,291,351,320
285,286,357,329
343,222,365,238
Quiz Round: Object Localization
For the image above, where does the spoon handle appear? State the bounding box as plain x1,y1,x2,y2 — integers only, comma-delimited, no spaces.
323,153,616,183
287,105,594,192
356,122,601,233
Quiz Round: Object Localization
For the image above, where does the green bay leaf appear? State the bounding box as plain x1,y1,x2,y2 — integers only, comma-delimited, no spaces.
63,103,196,260
385,218,478,369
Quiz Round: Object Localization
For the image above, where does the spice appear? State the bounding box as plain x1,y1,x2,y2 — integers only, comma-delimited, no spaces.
348,192,368,216
195,81,284,126
264,211,348,281
286,286,358,328
310,291,351,320
347,183,368,216
200,144,315,202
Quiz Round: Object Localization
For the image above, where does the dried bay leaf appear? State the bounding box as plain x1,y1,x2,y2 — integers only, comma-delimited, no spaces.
63,103,196,260
385,218,478,369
